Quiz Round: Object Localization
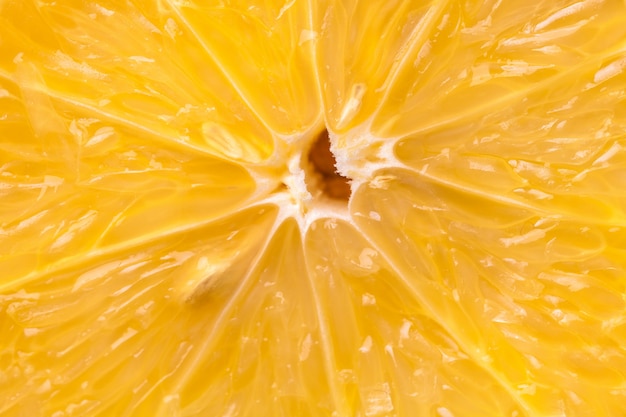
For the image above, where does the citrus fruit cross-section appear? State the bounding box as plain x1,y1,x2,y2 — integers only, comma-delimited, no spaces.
2,0,626,416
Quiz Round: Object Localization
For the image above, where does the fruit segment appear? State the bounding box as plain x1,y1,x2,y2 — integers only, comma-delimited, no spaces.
350,169,626,416
0,0,277,163
370,0,626,139
165,0,322,136
316,0,448,132
305,218,527,416
0,88,256,284
0,205,280,416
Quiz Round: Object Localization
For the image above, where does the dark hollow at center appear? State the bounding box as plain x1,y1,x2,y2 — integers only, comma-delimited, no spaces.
307,130,351,201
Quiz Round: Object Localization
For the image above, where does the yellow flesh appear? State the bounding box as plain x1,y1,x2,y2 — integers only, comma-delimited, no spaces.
1,0,626,416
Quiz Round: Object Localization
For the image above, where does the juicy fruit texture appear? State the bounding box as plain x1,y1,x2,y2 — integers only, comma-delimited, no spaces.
2,0,626,416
